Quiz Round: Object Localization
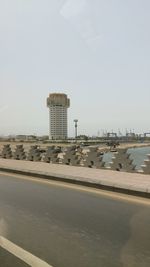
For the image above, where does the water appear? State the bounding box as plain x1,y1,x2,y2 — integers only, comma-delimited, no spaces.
128,146,150,170
103,146,150,170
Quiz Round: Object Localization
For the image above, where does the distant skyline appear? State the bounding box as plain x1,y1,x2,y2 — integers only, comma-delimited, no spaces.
1,0,150,136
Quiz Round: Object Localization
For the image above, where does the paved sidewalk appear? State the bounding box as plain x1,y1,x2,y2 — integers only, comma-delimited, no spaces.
0,159,150,198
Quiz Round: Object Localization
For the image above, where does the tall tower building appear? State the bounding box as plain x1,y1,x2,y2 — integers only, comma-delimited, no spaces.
47,93,70,140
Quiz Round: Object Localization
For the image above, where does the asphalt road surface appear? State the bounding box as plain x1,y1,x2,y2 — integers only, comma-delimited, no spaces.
0,172,150,267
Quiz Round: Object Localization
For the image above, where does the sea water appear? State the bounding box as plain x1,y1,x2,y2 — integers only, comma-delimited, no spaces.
103,146,150,170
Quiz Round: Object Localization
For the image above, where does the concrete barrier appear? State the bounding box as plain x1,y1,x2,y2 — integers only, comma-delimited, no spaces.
13,145,26,160
43,146,61,164
27,146,42,162
1,144,12,159
109,149,136,172
141,154,150,174
1,144,150,175
83,147,105,168
61,146,82,166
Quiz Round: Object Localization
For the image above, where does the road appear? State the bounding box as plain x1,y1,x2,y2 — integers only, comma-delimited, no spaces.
0,172,150,267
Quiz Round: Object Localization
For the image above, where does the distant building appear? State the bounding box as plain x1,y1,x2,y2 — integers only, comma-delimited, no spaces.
47,93,70,140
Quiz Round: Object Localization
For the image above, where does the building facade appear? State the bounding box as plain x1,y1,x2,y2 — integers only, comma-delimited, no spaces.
47,93,70,140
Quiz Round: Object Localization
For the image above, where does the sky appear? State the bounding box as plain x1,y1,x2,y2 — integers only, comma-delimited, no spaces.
0,0,150,137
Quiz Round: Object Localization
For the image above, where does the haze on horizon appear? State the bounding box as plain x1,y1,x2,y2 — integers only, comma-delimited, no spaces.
1,0,150,137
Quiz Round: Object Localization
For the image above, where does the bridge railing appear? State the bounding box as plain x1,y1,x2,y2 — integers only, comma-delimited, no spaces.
1,144,150,175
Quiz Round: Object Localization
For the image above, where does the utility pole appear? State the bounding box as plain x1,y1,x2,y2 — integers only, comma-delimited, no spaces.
74,119,78,141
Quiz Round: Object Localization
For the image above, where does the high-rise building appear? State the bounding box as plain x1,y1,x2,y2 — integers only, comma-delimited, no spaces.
47,93,70,140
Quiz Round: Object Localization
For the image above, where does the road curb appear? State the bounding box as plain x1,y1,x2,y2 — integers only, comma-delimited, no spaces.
0,167,150,199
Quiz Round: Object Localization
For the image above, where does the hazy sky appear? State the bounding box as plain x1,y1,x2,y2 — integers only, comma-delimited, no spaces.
1,0,150,136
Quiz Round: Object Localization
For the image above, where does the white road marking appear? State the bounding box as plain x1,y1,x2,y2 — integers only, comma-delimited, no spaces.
0,236,53,267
